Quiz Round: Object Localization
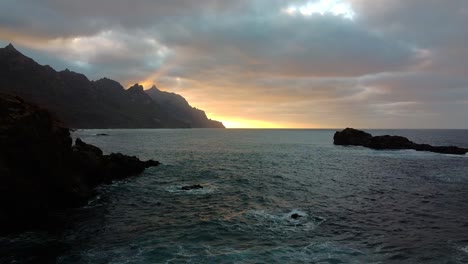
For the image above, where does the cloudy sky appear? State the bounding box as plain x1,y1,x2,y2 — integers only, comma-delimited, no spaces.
1,0,467,128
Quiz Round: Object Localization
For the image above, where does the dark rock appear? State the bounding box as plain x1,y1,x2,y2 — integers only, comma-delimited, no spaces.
74,138,103,156
181,184,204,191
0,93,88,230
145,160,161,167
333,128,468,155
0,93,160,232
333,128,373,146
96,133,109,136
291,213,303,219
368,135,415,150
104,153,159,180
415,145,468,155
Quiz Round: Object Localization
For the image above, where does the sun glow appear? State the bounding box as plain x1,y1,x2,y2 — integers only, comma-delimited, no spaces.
220,118,279,129
283,0,355,20
208,115,319,129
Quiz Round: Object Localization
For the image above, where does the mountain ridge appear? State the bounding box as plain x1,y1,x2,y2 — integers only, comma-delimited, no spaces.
0,44,224,128
145,85,224,128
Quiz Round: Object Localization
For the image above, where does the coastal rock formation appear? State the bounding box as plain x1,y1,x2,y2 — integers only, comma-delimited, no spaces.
72,138,160,185
334,128,468,155
0,44,223,128
0,93,159,231
332,128,373,146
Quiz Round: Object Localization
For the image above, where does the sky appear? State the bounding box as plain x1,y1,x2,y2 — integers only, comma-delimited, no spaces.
1,0,468,128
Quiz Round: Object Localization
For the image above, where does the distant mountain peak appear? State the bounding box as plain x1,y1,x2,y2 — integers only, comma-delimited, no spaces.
2,43,23,56
128,83,145,93
59,68,90,82
93,77,125,92
1,43,39,68
149,84,160,91
4,43,17,51
96,77,120,85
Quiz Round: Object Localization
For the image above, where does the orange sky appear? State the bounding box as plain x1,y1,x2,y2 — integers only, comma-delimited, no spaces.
1,0,468,128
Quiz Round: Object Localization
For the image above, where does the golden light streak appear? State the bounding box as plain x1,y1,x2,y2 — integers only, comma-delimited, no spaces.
208,115,321,129
218,118,279,128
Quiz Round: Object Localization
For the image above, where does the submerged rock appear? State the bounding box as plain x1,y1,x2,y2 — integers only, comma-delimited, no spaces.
0,93,160,232
334,128,468,155
96,133,109,136
291,213,303,219
181,184,204,191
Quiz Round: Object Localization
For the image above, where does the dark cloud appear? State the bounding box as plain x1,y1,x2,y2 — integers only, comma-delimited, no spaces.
351,0,468,74
156,14,423,78
0,0,467,127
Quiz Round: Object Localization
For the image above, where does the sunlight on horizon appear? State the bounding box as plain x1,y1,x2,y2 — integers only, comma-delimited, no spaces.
216,118,280,129
210,116,321,129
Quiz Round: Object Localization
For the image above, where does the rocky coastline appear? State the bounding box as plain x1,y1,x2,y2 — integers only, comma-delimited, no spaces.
334,128,468,155
0,93,159,232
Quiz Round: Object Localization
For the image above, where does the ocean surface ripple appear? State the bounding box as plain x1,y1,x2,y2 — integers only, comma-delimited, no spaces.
2,129,468,263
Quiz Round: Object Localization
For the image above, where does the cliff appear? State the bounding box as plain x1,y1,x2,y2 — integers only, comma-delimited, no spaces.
0,93,159,232
146,85,225,128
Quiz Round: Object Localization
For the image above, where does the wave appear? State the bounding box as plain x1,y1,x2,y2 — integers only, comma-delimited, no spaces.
164,183,217,195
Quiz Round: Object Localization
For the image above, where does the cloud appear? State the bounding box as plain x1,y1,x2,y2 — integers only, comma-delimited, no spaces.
158,14,424,79
0,0,467,128
46,30,171,81
350,0,468,75
1,0,424,78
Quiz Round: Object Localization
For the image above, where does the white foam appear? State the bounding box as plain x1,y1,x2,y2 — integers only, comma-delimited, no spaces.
245,209,326,232
165,184,216,195
443,153,468,158
84,194,102,208
460,245,468,254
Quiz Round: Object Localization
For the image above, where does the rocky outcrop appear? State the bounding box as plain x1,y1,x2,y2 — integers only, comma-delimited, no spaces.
71,138,160,186
0,93,159,231
334,128,468,155
332,128,373,146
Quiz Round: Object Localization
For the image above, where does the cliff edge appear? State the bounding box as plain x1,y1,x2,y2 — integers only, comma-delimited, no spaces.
0,93,159,232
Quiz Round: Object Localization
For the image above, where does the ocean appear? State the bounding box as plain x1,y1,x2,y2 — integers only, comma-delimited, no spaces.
2,129,468,263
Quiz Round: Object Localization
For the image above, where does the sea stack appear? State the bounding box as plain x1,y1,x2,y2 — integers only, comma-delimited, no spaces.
334,128,468,155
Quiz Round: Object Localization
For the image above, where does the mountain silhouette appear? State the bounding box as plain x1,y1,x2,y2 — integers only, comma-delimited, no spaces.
0,44,224,128
146,85,224,128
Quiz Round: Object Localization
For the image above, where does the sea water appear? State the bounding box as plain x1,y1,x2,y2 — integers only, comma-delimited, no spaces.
1,129,468,263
